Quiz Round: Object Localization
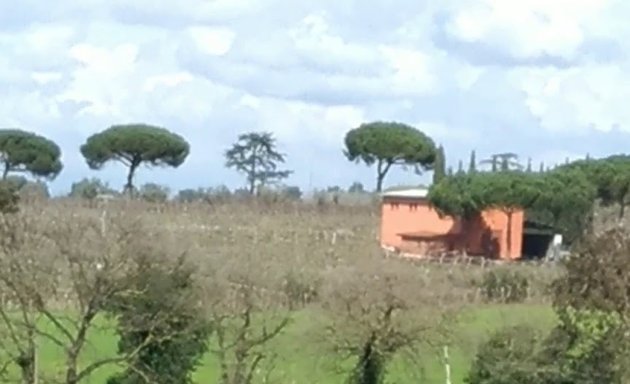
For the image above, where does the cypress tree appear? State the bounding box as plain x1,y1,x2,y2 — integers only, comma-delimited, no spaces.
468,150,477,173
432,145,446,184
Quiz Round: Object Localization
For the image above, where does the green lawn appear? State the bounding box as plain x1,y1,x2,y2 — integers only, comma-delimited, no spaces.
6,303,556,384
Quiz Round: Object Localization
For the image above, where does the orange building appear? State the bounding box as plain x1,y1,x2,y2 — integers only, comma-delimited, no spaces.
380,188,524,260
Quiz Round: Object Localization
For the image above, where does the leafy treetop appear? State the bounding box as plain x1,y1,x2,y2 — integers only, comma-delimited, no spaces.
530,167,596,241
427,174,485,220
80,124,189,192
429,171,543,219
0,129,63,180
477,171,543,213
559,155,630,219
429,166,603,243
344,121,436,192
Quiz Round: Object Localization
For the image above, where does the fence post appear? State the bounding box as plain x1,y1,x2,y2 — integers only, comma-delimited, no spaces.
444,345,451,384
33,341,38,384
100,209,107,236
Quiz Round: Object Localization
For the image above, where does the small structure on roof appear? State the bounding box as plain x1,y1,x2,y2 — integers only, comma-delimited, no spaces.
379,187,525,260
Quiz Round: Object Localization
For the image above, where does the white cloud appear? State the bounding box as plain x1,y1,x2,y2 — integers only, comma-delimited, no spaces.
513,63,630,133
57,43,140,118
21,24,75,51
142,72,194,92
288,12,382,73
0,23,76,59
187,26,235,56
379,46,438,95
445,0,610,59
238,93,365,146
31,71,63,84
68,43,138,71
414,121,480,142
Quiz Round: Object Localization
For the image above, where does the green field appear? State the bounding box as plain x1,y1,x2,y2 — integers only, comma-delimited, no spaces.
20,303,555,384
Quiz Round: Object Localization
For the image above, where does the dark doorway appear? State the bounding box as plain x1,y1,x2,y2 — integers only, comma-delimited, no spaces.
521,220,555,260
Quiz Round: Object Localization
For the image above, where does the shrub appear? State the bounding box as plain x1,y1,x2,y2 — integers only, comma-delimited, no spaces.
138,183,170,203
468,228,630,384
465,325,542,384
536,308,623,384
0,180,20,213
106,255,210,384
282,269,319,309
478,268,529,303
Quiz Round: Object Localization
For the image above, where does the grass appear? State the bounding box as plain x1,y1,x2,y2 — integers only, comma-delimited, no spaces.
10,303,554,384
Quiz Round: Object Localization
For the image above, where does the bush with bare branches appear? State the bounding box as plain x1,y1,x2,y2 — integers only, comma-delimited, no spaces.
201,254,292,384
0,204,208,384
319,256,461,384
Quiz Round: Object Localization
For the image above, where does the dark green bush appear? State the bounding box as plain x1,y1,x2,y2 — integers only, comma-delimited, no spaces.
106,255,210,384
465,325,542,384
0,180,20,213
466,312,624,384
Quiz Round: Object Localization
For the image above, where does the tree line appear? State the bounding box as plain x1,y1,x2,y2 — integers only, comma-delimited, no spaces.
0,126,298,197
427,153,630,245
342,121,630,245
2,121,420,197
3,122,628,232
0,121,580,196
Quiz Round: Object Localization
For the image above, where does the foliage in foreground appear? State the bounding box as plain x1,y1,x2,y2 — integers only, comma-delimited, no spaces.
321,258,458,384
0,207,209,384
106,254,210,384
467,227,630,384
465,325,543,384
0,198,560,384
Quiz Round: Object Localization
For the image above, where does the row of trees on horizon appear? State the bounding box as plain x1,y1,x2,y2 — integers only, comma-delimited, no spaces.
0,122,592,199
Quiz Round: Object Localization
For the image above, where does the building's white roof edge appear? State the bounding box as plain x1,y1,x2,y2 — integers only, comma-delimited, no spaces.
381,188,429,199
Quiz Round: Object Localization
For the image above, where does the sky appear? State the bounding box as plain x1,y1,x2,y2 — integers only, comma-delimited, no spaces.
2,0,630,195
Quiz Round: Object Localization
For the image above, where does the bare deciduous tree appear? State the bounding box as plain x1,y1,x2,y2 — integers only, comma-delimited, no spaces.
319,258,459,384
0,207,204,384
202,255,292,384
0,212,50,384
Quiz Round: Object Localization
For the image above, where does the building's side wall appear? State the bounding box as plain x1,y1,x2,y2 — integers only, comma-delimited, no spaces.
380,198,525,259
379,197,460,250
479,209,524,259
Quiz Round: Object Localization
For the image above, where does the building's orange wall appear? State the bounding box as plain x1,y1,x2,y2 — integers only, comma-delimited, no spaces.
480,209,524,259
380,198,524,260
380,198,460,249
